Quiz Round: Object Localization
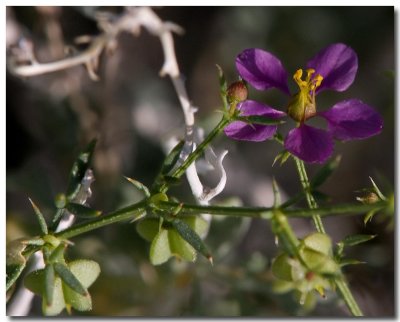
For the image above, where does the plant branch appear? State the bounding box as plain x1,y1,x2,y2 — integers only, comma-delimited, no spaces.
294,157,325,233
157,200,386,219
293,157,363,316
54,200,147,240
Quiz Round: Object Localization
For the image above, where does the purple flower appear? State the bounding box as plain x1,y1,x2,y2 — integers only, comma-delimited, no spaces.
224,43,383,163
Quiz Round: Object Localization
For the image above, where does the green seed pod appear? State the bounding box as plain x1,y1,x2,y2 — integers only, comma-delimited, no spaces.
303,233,332,256
299,247,339,275
271,253,294,281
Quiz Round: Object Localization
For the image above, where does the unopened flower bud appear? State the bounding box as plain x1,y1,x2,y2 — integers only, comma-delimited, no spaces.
227,81,248,104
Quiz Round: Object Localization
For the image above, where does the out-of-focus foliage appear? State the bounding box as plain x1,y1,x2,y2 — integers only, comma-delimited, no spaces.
7,7,394,316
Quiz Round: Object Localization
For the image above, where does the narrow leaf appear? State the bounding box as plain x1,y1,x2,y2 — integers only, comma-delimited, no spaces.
364,210,377,225
124,176,150,197
43,277,65,316
45,265,56,305
7,263,26,292
66,139,97,201
53,263,87,296
341,234,376,247
369,176,387,201
272,178,281,207
272,150,291,167
339,259,365,267
162,175,182,185
49,244,67,263
65,202,101,218
311,155,341,188
161,140,185,175
182,216,209,239
216,64,228,109
311,190,330,203
171,219,212,264
28,198,48,235
7,239,30,291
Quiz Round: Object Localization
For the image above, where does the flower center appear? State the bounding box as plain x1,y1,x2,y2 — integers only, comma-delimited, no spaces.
287,68,323,123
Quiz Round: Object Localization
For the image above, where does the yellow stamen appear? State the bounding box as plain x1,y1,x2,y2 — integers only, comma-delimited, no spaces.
287,68,324,123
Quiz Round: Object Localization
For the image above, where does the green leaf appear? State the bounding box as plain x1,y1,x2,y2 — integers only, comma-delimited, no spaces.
272,178,281,207
68,260,101,288
25,269,66,316
182,216,209,238
171,219,212,264
311,155,341,188
364,209,377,225
161,175,181,185
53,263,87,296
150,229,172,265
339,259,365,267
62,260,100,312
216,64,228,109
311,190,330,203
161,140,185,175
43,277,65,316
48,243,67,263
136,218,160,242
25,269,45,295
45,265,56,305
63,283,92,312
272,150,291,167
168,229,196,262
28,198,48,235
7,263,27,292
6,238,30,291
369,176,386,200
65,139,97,201
341,234,376,247
65,202,101,218
124,176,150,197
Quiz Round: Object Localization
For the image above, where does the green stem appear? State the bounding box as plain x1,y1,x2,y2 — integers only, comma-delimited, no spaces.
335,277,363,316
294,157,325,233
271,210,300,257
157,200,385,219
293,157,363,316
159,116,230,193
54,200,147,240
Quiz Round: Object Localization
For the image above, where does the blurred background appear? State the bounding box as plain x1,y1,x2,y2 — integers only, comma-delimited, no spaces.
6,6,394,316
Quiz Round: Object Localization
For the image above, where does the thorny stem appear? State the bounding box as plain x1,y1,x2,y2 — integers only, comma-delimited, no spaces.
294,157,325,233
334,277,364,316
54,200,147,240
293,157,363,316
157,200,386,219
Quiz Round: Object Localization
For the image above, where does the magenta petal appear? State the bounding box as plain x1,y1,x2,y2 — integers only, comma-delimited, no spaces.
306,43,358,93
319,99,383,141
284,124,334,163
236,48,290,95
224,100,286,142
